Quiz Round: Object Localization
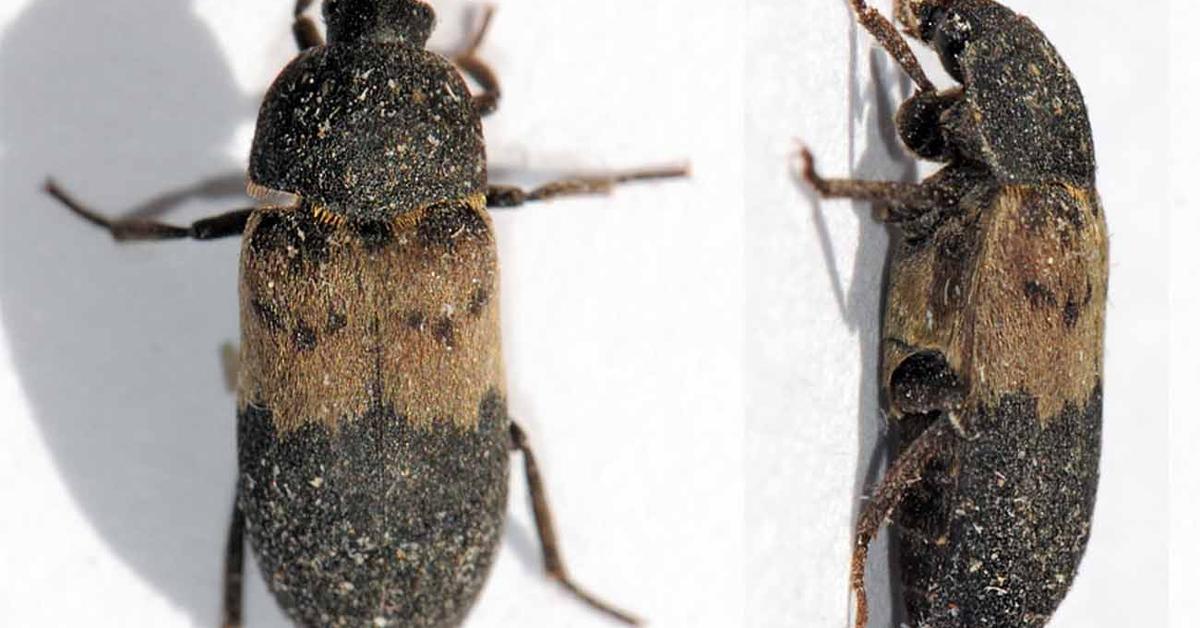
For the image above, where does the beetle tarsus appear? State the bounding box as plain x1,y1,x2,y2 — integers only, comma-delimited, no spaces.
509,421,643,626
486,164,689,209
221,498,246,628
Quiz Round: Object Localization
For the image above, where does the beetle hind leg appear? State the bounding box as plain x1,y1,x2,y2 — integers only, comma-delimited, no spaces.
851,414,955,628
221,497,246,628
508,421,642,626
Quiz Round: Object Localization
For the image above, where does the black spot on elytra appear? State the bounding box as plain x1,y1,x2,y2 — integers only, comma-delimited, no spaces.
252,298,286,333
1063,296,1081,328
433,315,456,348
1023,280,1057,308
404,310,426,330
355,219,394,251
293,319,317,351
416,201,488,250
326,308,347,334
467,285,490,317
250,210,333,273
1063,280,1093,328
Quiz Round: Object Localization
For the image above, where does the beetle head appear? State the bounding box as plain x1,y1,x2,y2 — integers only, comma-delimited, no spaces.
324,0,435,46
894,0,1095,182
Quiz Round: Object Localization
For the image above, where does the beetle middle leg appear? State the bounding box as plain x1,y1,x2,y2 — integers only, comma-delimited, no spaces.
800,148,940,218
486,164,690,209
508,421,641,626
44,180,253,241
850,414,956,628
293,0,324,51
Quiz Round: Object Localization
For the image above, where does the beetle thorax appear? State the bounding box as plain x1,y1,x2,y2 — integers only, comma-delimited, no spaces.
247,43,486,222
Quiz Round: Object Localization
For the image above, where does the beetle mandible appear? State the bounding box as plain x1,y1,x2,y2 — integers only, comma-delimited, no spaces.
803,1,1107,626
45,1,684,626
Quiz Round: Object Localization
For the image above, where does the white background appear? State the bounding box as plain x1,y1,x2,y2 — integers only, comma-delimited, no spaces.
0,1,1194,628
747,1,1173,627
0,1,742,627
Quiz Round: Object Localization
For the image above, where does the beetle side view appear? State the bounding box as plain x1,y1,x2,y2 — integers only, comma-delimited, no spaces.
45,1,683,626
803,1,1106,626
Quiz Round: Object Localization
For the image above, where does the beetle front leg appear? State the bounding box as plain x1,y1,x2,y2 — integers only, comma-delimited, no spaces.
44,180,253,242
453,6,500,116
293,0,324,51
508,421,641,626
850,414,956,628
221,498,246,628
486,164,689,208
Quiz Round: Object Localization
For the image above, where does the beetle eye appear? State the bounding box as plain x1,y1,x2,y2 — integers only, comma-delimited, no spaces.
932,11,971,82
912,3,944,42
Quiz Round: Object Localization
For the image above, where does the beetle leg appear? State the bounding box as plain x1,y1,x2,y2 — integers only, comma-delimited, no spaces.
220,342,240,394
485,164,689,208
800,148,940,219
508,421,642,626
452,6,500,116
847,0,936,93
45,179,253,242
221,498,246,628
293,0,324,51
850,414,955,628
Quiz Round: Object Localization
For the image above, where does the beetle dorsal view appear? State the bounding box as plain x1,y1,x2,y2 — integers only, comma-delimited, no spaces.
43,1,685,626
804,1,1107,627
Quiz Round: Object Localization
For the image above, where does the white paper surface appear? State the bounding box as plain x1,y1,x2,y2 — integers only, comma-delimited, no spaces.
1169,2,1200,627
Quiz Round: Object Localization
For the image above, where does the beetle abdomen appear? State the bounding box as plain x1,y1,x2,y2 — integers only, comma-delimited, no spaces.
883,182,1106,626
238,394,509,627
894,388,1101,627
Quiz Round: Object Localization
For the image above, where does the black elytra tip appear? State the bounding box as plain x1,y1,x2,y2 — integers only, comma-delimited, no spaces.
324,0,436,46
